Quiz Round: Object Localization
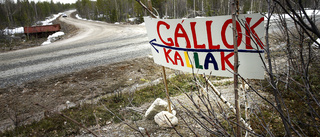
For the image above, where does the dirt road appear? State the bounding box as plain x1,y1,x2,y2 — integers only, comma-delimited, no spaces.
0,11,150,88
0,11,164,132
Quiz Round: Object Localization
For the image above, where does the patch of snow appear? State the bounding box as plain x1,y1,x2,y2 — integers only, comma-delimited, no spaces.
76,14,97,22
139,22,145,26
128,17,136,22
69,9,76,12
265,9,320,22
312,38,320,48
138,127,145,132
162,16,170,19
195,16,205,18
97,14,105,18
41,13,63,25
305,9,320,16
147,54,153,58
42,31,65,45
246,11,255,14
41,40,52,45
95,20,104,23
114,22,120,25
3,27,24,35
76,14,98,22
2,11,67,35
264,13,291,22
76,14,94,22
75,14,83,20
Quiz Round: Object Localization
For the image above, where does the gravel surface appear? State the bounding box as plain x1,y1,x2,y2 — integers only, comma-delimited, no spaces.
0,11,150,88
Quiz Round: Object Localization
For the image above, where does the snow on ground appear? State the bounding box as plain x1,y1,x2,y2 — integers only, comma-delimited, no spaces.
128,17,137,22
139,22,145,26
1,10,81,45
2,12,65,35
41,31,65,45
75,14,85,20
40,13,63,26
2,27,24,35
75,14,104,23
264,9,320,22
312,38,320,48
195,16,205,18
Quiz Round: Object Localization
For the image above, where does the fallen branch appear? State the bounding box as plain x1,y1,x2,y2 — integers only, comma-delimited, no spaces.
203,77,253,132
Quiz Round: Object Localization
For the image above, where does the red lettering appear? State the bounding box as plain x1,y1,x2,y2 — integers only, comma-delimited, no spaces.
245,18,253,49
174,51,184,66
206,21,220,49
164,48,175,64
157,21,174,46
221,52,234,70
245,17,264,49
190,22,205,49
174,23,191,48
221,19,242,49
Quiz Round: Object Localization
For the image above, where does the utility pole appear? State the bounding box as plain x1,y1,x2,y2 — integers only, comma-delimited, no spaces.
232,0,240,136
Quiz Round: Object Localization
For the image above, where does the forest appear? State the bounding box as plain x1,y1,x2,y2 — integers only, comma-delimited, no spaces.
75,0,316,23
76,0,269,23
0,0,317,28
0,0,74,29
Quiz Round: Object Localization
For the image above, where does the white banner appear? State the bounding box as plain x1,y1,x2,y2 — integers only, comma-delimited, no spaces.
144,14,265,79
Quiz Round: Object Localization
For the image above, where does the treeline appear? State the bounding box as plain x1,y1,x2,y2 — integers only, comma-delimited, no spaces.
75,0,269,24
0,0,74,29
1,0,316,29
76,0,318,24
75,0,145,23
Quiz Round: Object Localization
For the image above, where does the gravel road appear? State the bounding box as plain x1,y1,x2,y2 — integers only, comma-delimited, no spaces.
0,12,151,88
